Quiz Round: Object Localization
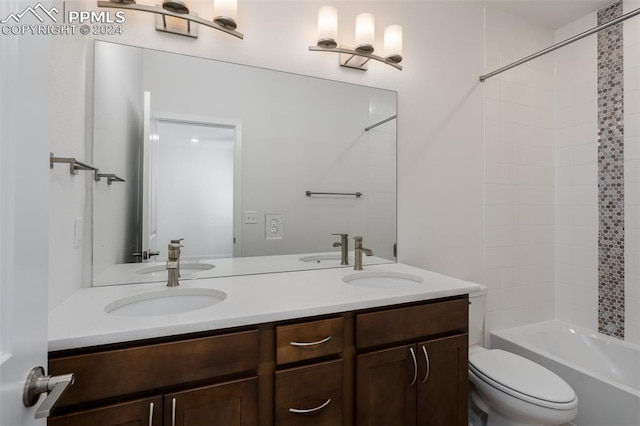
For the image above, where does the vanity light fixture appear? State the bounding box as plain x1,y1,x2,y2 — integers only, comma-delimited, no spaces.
97,0,243,39
309,6,403,71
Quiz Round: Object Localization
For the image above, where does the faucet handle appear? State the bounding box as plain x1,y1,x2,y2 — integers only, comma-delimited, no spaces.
332,233,348,237
170,238,184,245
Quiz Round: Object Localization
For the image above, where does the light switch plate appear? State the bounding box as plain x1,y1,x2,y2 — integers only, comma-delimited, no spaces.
244,211,257,224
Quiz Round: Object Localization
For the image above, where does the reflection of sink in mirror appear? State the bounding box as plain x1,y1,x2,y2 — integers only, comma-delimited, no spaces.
136,263,215,277
299,254,353,264
342,272,424,289
105,288,226,317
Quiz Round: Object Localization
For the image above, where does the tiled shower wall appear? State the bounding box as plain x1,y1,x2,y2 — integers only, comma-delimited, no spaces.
555,0,640,343
554,12,600,332
483,8,556,341
486,1,639,344
624,0,640,344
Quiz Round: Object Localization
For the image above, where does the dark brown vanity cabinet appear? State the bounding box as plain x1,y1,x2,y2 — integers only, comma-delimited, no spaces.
355,299,468,426
48,296,468,426
47,378,259,426
48,330,260,426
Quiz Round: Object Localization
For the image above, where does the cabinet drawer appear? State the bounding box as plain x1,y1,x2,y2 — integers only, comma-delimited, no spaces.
275,359,343,425
356,298,467,349
276,317,343,365
49,329,259,407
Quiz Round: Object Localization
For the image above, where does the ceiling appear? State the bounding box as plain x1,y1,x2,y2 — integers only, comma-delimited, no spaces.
482,0,615,29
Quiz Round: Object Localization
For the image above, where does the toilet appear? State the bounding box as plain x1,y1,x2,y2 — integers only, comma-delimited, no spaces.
468,285,578,426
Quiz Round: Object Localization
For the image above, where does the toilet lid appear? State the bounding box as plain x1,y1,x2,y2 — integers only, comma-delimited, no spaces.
469,349,576,405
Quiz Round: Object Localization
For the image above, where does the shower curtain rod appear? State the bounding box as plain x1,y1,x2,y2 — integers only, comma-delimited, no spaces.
479,6,640,82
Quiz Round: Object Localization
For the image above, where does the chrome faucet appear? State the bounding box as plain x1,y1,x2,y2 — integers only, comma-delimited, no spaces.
166,240,183,287
353,236,373,271
332,233,349,265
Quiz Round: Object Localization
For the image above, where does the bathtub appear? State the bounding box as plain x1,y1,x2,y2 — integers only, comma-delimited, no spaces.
491,320,640,426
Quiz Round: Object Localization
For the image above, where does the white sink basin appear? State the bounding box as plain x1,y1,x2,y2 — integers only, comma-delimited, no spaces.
299,254,352,264
136,263,215,277
342,271,424,289
105,288,227,317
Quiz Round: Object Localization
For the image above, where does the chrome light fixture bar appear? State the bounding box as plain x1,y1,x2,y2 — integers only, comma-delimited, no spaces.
309,6,403,71
97,0,243,39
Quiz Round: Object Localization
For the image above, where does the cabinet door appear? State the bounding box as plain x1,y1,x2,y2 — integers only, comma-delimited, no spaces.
416,334,468,426
356,345,417,426
165,377,258,426
48,396,162,426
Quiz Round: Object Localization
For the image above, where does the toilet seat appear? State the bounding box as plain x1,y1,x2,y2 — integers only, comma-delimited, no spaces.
469,349,577,410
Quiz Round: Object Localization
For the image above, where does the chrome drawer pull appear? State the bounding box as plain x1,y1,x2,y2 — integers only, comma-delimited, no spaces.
171,398,177,426
148,402,154,426
421,345,430,383
290,335,332,347
409,347,418,386
289,398,332,414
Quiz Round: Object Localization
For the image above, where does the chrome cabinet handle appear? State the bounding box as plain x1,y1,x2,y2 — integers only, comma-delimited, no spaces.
22,366,75,419
171,398,177,426
421,345,430,383
290,335,332,347
409,347,418,386
148,402,154,426
289,398,332,414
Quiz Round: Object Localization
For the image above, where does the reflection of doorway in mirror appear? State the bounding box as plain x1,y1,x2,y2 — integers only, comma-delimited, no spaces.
152,119,238,260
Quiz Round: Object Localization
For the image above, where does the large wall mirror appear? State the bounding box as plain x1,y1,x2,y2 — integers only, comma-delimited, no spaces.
92,41,397,286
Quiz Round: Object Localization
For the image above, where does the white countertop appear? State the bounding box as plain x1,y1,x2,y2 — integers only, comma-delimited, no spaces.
49,263,479,352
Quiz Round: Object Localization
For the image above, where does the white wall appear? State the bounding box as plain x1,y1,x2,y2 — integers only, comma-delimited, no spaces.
554,13,599,332
49,0,486,309
483,8,556,340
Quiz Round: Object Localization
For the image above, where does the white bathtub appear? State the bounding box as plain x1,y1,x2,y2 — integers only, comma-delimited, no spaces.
491,320,640,426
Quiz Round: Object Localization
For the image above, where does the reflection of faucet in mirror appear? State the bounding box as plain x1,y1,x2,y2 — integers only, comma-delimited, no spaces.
170,238,184,277
166,240,183,287
332,233,349,265
132,250,160,261
353,236,373,271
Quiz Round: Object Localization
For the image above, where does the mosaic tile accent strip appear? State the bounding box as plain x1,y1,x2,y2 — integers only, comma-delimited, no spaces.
597,0,625,339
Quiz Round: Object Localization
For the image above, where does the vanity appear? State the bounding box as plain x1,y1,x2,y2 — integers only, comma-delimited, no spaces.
47,264,477,426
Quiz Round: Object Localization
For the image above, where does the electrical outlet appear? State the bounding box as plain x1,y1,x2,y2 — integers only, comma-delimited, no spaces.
244,211,257,224
265,214,283,239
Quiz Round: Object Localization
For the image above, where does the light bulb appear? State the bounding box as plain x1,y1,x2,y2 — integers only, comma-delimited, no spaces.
355,13,375,53
213,0,237,29
384,25,403,63
317,6,338,48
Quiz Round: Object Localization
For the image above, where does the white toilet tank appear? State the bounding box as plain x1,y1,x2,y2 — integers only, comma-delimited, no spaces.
469,284,488,347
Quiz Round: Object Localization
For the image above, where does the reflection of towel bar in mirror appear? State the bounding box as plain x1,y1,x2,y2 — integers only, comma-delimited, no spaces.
50,153,125,184
306,191,363,198
365,115,397,132
49,153,98,175
94,172,126,185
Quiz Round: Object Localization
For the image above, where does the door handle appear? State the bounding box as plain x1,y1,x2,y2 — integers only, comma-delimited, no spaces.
409,347,418,386
421,345,430,383
23,366,74,419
